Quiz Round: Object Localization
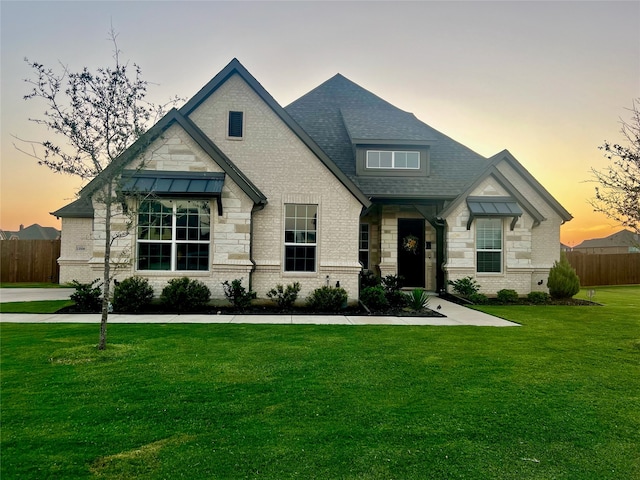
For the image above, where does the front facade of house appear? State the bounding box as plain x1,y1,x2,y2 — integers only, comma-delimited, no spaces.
52,59,572,300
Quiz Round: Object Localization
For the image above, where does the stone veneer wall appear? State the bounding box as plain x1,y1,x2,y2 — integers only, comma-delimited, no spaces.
444,163,564,295
63,73,365,302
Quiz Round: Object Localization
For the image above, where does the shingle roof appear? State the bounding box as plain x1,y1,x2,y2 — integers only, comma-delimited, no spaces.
285,73,488,198
575,229,639,249
0,224,60,240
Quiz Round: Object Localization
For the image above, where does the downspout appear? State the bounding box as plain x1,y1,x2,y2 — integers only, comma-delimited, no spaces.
434,217,447,294
249,202,266,293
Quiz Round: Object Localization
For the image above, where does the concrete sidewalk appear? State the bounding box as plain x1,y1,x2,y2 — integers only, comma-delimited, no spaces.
0,288,518,326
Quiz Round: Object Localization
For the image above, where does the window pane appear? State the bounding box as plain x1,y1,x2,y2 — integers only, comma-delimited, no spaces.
477,251,501,273
137,243,171,270
285,246,316,272
394,151,407,168
380,151,393,168
366,151,380,168
177,243,209,271
407,152,420,169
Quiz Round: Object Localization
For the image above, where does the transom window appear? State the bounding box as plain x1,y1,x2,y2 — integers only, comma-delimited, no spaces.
366,150,420,169
476,218,502,273
137,199,210,271
284,204,317,272
359,223,370,269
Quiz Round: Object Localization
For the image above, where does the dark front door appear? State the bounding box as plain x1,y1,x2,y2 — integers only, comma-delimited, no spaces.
397,218,425,288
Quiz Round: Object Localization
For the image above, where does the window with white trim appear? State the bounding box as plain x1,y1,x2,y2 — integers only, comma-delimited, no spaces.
476,218,502,273
359,223,370,269
366,150,420,169
284,204,317,272
137,199,210,271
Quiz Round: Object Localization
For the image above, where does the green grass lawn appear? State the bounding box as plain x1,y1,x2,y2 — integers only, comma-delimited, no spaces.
0,300,74,313
1,286,639,479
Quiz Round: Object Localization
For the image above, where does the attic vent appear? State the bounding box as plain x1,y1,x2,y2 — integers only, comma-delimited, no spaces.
228,111,244,138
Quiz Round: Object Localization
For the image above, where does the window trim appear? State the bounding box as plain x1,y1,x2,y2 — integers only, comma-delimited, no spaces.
136,199,211,272
355,146,429,177
366,150,421,170
283,204,318,273
359,223,370,269
227,110,244,140
475,217,503,274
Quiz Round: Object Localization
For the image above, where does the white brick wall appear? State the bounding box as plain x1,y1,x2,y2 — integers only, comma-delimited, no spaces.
443,164,564,295
61,72,364,302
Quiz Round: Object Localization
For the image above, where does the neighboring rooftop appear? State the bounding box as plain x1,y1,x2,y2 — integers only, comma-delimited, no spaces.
574,229,639,250
0,223,60,240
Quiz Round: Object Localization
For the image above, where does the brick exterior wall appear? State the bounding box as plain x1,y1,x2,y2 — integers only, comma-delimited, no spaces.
443,163,563,296
59,73,364,302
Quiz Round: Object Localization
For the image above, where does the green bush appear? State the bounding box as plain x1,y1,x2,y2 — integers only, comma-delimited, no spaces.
547,252,580,299
468,293,489,305
306,286,348,312
360,286,389,311
382,274,407,307
222,279,255,310
70,279,102,313
266,282,301,310
496,289,519,304
448,276,480,297
360,270,381,289
407,288,430,311
112,276,154,313
161,277,211,312
527,291,550,304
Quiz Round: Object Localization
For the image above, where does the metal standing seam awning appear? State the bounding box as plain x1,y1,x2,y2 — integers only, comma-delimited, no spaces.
466,196,523,230
121,170,226,215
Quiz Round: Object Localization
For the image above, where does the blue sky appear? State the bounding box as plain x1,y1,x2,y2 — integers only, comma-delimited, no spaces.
1,1,638,245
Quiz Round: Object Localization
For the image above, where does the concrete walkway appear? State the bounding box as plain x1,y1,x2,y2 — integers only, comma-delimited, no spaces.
0,289,518,327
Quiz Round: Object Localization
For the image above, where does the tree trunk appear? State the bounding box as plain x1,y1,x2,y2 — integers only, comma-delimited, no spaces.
97,183,113,350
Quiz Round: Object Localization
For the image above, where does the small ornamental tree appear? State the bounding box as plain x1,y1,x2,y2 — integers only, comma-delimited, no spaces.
591,98,640,236
17,29,180,349
547,252,580,299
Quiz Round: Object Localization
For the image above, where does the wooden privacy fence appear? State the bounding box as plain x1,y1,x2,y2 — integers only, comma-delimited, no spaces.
566,252,640,286
0,240,61,283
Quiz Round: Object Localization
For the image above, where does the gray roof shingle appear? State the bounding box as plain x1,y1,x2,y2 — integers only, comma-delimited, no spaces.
285,73,488,199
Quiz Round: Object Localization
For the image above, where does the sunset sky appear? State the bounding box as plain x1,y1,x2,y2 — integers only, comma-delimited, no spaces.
1,1,638,246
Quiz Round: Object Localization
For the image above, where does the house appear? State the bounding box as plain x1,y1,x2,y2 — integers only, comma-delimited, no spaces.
573,229,639,254
0,224,60,240
51,59,572,300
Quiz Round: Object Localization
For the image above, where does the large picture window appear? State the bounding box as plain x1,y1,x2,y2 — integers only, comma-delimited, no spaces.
366,150,420,169
284,204,317,272
476,218,502,273
137,199,210,271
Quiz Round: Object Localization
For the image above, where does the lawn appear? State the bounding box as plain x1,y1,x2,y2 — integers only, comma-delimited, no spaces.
1,286,638,479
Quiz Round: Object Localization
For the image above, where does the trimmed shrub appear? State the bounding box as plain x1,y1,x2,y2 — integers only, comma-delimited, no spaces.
468,293,489,305
448,276,480,297
222,279,255,310
547,252,580,299
382,274,407,308
161,277,211,312
266,282,301,310
527,291,550,304
407,288,430,311
360,286,389,311
112,276,154,313
496,289,519,304
360,270,381,289
306,286,348,312
70,279,102,313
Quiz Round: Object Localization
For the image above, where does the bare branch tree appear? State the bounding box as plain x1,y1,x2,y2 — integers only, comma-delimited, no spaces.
591,98,640,236
17,29,181,349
